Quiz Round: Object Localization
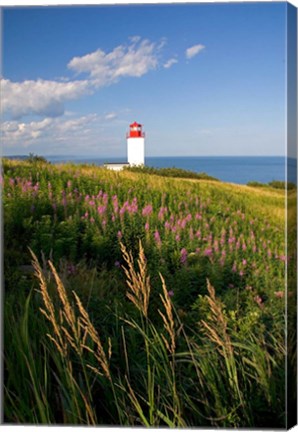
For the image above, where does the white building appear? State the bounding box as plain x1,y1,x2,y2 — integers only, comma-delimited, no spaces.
126,121,145,166
104,121,145,171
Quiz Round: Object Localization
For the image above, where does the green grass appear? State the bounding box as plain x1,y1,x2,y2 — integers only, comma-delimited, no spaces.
2,158,294,427
125,164,219,181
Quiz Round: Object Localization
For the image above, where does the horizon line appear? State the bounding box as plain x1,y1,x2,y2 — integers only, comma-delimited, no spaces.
2,154,287,158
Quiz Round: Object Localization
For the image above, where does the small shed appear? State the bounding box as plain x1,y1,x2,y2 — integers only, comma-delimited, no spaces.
104,162,130,171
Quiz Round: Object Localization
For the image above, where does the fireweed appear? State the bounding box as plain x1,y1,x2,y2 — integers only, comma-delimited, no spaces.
3,159,291,427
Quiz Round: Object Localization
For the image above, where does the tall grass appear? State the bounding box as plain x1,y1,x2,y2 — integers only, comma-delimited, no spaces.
4,241,286,427
3,159,289,426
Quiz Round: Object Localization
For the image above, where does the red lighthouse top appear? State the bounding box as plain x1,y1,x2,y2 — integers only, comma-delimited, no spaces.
127,121,145,138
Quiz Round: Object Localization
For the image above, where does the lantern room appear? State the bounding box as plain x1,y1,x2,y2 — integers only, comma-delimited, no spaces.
127,121,145,138
126,121,145,166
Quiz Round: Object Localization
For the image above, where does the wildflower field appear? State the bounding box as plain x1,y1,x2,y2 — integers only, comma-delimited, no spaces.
2,158,296,427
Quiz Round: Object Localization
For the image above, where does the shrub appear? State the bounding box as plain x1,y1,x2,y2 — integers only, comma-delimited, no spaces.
27,153,50,164
125,165,219,181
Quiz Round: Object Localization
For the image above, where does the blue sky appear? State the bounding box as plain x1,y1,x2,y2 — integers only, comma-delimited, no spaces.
2,2,287,157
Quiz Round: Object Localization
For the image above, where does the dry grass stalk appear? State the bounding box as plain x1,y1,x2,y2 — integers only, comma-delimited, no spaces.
31,249,67,356
201,280,243,404
124,375,150,426
73,291,111,381
201,280,233,357
31,250,111,381
48,261,76,327
47,261,83,355
120,241,151,319
158,274,175,355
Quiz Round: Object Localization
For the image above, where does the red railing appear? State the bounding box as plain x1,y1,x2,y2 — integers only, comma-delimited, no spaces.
126,132,145,138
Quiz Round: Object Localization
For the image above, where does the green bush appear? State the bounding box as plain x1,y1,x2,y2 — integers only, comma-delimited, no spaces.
27,153,50,164
125,165,219,181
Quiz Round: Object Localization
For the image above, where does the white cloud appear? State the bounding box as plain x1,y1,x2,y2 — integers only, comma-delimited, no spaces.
2,114,99,148
163,58,178,69
2,37,165,120
104,112,117,121
68,37,160,87
129,35,142,44
185,44,205,59
2,112,129,156
1,78,91,119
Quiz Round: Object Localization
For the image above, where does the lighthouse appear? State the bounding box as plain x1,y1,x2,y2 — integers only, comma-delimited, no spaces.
127,121,145,166
104,121,145,171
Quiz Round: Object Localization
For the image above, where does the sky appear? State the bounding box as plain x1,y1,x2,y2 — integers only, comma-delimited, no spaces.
1,2,288,158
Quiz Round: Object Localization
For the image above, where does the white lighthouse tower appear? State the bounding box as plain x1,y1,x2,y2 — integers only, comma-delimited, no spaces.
127,121,145,166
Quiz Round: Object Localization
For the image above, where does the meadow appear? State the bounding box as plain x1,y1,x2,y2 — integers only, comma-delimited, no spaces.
2,158,295,427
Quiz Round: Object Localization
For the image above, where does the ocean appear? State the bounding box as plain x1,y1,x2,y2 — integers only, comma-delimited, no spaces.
45,155,296,185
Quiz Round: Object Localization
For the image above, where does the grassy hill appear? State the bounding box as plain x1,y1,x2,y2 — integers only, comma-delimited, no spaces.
2,158,295,427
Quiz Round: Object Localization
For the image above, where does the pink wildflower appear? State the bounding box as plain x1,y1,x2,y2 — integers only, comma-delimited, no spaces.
180,248,188,264
97,205,106,215
164,221,171,230
158,207,167,220
219,257,225,267
103,193,109,204
112,195,119,213
142,204,153,217
185,213,192,222
195,230,201,239
254,295,264,308
154,230,161,246
203,247,213,257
